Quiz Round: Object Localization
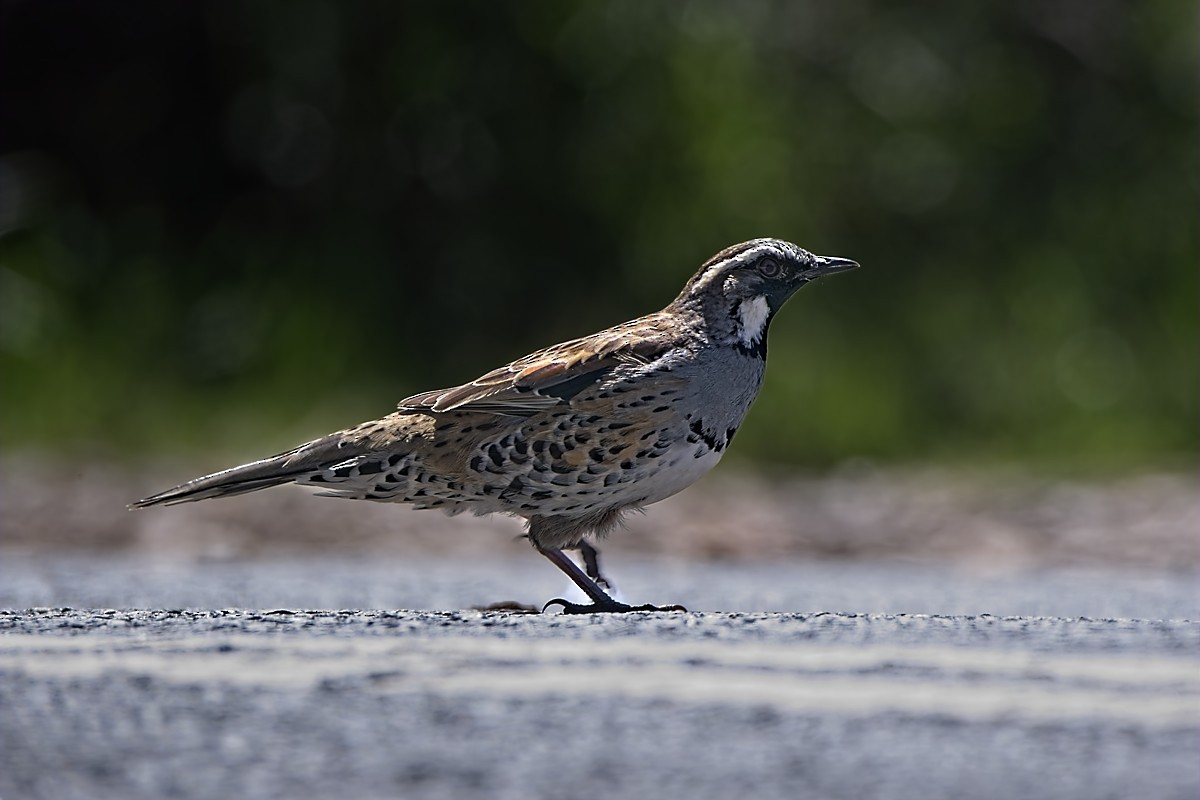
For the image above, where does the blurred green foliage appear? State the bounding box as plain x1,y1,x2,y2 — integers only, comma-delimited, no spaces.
0,1,1195,468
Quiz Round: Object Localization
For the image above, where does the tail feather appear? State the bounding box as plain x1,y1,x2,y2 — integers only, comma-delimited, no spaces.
129,434,361,509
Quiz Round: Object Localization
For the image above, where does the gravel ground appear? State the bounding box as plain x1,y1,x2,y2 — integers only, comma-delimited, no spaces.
1,553,1197,619
1,556,1197,800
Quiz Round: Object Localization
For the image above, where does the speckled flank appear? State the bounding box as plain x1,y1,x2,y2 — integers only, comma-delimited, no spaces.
296,371,737,549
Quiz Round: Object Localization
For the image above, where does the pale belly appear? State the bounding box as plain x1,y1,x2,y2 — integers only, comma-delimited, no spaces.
615,443,724,507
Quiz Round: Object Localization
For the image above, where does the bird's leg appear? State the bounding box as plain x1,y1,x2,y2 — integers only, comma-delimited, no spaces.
540,547,615,605
578,541,612,590
537,546,686,614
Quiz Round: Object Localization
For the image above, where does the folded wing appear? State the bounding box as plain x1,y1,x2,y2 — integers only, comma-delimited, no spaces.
398,315,674,417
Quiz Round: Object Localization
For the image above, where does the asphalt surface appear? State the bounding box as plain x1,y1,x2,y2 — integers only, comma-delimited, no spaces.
2,555,1198,800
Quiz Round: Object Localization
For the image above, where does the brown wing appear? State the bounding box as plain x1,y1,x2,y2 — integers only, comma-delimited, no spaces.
398,314,676,416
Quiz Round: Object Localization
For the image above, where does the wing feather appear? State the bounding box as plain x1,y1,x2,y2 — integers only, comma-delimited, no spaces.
398,314,677,416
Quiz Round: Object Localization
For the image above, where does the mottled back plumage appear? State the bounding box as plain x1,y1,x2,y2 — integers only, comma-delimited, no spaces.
133,238,859,612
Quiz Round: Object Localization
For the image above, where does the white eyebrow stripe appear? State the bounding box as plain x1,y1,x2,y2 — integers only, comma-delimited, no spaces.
692,244,781,290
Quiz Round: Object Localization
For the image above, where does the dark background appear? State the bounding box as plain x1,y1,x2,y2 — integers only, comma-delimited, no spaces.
1,0,1195,469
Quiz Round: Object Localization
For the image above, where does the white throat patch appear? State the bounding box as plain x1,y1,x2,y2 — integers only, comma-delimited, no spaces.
736,296,771,348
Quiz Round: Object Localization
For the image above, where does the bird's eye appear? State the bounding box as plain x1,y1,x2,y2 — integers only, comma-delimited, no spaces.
757,258,781,278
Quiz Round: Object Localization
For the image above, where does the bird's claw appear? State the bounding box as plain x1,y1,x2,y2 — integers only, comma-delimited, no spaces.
542,598,688,614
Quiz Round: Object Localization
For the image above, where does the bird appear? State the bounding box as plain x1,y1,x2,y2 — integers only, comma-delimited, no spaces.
131,238,859,613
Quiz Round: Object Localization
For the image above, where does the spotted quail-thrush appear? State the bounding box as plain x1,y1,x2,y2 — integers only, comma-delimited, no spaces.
132,238,859,612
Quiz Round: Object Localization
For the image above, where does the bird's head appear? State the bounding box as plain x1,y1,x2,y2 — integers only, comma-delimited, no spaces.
671,238,859,355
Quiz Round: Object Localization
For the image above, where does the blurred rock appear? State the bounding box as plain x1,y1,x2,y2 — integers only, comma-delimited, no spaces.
2,454,1195,570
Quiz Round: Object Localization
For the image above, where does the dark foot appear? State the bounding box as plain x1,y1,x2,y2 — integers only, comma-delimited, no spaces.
542,597,688,614
535,547,684,614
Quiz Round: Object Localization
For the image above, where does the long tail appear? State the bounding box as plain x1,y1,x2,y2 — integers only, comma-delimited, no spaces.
130,433,359,508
